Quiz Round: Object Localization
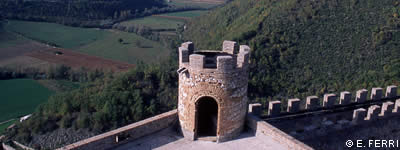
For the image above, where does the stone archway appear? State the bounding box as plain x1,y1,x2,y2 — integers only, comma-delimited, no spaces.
195,96,219,138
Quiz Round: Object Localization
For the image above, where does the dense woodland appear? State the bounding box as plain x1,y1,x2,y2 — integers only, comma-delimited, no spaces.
0,0,196,27
185,0,400,105
2,0,400,148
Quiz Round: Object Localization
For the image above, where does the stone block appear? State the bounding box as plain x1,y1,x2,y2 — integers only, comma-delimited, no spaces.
237,45,250,68
248,103,262,116
268,101,281,116
352,108,366,125
222,40,238,54
380,101,394,117
386,85,397,98
392,99,400,113
371,87,383,100
339,91,352,105
181,41,194,54
287,98,300,113
355,89,368,103
239,45,250,53
365,105,381,121
179,47,189,64
217,56,234,71
305,96,319,110
189,54,205,69
323,94,336,107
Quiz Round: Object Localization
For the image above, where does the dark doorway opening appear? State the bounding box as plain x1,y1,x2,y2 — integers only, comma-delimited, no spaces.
196,97,218,138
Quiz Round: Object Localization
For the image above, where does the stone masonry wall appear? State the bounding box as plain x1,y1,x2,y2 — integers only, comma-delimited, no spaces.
246,114,313,150
58,110,178,150
177,41,250,142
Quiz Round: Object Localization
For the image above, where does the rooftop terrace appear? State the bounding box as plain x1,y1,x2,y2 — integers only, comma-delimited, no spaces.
114,127,288,150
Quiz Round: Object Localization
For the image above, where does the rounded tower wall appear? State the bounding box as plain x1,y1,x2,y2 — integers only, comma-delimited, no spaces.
177,41,250,142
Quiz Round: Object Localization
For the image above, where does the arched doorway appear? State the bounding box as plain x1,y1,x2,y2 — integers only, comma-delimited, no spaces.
195,96,218,138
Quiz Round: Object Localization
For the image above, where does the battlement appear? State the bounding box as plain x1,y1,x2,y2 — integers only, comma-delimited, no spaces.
260,85,398,117
179,41,250,72
248,85,400,145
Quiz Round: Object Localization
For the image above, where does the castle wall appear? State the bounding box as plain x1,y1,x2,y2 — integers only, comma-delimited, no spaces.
1,143,15,150
58,110,178,150
12,141,33,150
265,85,398,117
258,85,399,143
246,114,313,150
178,41,250,142
178,66,249,142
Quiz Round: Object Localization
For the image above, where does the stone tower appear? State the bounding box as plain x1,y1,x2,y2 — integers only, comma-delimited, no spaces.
177,41,250,142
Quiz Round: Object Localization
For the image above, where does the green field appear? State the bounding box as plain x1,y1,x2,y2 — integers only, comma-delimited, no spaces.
161,10,208,18
77,30,168,64
168,0,223,8
119,10,208,31
120,16,184,30
0,29,28,49
2,20,170,64
4,20,107,49
0,79,54,122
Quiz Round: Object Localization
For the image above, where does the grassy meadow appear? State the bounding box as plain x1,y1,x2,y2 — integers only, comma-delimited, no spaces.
0,79,54,122
0,28,28,49
167,0,224,8
161,10,208,18
4,20,107,49
2,20,170,64
119,10,208,30
120,16,185,30
77,30,168,64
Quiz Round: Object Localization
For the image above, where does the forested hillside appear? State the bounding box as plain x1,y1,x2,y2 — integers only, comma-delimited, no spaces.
3,59,179,149
0,0,171,27
184,0,400,102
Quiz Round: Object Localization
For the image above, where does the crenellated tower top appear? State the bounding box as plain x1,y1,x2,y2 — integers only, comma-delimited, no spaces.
177,40,251,142
178,41,250,73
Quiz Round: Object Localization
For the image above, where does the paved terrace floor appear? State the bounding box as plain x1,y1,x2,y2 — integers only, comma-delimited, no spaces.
113,128,288,150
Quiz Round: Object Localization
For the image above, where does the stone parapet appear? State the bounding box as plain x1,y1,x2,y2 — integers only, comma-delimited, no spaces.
371,87,383,100
340,91,351,105
249,103,262,116
380,101,394,117
246,115,313,150
323,94,336,108
306,96,319,110
386,85,397,98
59,110,178,150
268,101,281,116
352,108,366,125
355,89,368,103
365,105,381,121
287,98,300,113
